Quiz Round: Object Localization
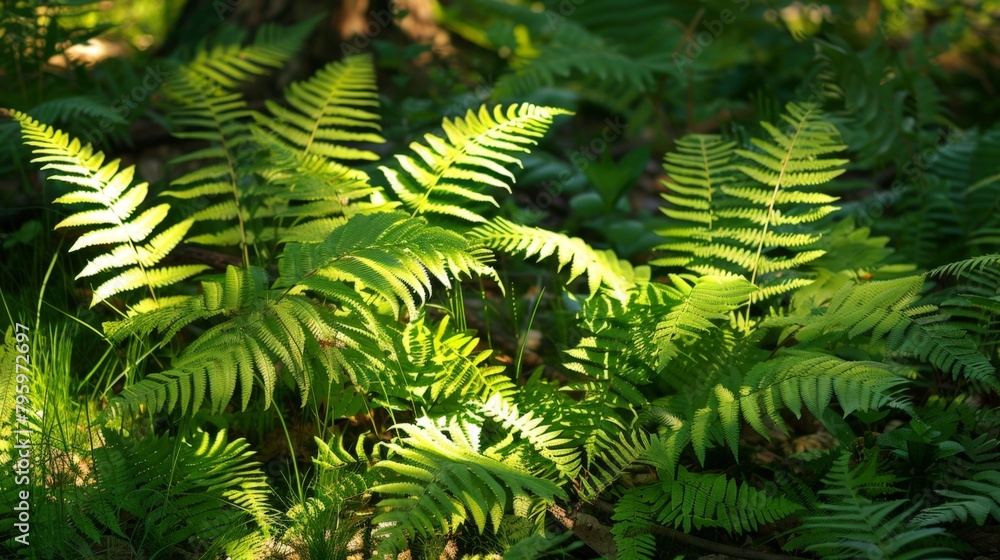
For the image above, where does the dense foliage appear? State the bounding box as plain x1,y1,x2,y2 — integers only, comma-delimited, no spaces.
1,1,999,559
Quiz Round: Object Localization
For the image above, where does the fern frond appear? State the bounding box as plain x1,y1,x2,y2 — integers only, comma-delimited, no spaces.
253,55,384,161
930,254,1000,279
157,21,320,251
611,485,659,560
278,212,495,317
165,18,318,98
911,434,1000,526
652,274,756,367
579,429,650,500
656,468,802,534
372,416,566,554
472,217,633,300
656,103,847,302
109,265,385,416
791,275,996,383
787,453,958,560
252,128,389,243
479,393,581,481
30,95,128,129
402,315,516,403
382,103,570,222
498,43,656,99
10,110,207,307
69,430,271,556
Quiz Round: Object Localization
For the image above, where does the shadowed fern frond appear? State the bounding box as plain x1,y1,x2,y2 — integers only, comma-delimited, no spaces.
67,430,271,558
787,452,958,560
655,467,802,534
165,17,319,99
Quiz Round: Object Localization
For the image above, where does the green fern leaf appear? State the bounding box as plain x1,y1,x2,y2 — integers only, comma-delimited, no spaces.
657,467,802,534
382,103,570,222
278,211,495,317
10,110,207,307
656,103,847,303
372,416,565,553
472,217,633,300
253,55,384,161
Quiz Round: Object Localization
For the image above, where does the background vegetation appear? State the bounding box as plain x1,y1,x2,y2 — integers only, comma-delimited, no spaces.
1,0,999,558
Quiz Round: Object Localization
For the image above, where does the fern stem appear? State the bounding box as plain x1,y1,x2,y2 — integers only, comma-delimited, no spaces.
273,403,306,505
227,150,251,269
516,285,544,377
743,104,815,326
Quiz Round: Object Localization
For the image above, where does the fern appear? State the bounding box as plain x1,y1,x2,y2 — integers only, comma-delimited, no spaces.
787,452,958,560
930,254,1000,279
611,485,659,560
109,212,496,417
277,211,494,317
10,111,208,308
164,18,317,99
402,315,516,404
655,468,802,534
65,430,271,559
159,18,321,254
786,274,997,384
479,393,581,481
382,103,570,222
451,0,673,112
371,416,566,554
252,55,384,161
165,55,388,251
655,103,847,303
910,433,1000,526
689,350,909,463
471,217,633,300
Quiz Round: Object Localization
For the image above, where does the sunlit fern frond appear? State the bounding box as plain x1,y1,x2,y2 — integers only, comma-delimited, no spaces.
9,110,207,308
479,393,582,481
471,217,633,301
277,211,495,318
108,264,391,417
401,314,516,404
371,416,566,554
786,274,997,384
250,129,390,243
656,103,848,303
253,55,384,162
382,103,570,223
